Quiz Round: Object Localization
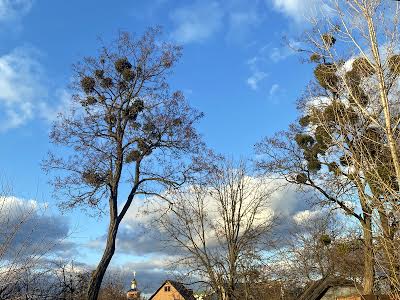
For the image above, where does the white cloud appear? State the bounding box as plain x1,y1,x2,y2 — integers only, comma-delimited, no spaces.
293,209,321,224
268,83,285,103
245,41,297,92
38,88,75,123
269,0,330,23
269,83,280,96
0,47,46,131
0,0,33,22
170,0,267,44
247,41,299,68
170,1,224,44
269,45,297,62
0,47,73,132
247,71,268,90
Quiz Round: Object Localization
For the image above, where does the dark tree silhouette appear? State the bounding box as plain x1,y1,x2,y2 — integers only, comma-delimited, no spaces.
43,28,204,300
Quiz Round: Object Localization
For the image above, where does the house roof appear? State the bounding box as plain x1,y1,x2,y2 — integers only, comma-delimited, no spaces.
298,276,358,300
148,280,196,300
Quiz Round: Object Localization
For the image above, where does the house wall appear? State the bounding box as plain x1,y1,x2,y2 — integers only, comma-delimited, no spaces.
321,286,360,300
151,283,186,300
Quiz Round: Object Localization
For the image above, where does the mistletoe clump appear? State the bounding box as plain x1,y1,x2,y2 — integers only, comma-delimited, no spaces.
172,118,182,126
342,58,374,106
132,99,144,112
322,34,336,48
122,68,135,81
123,100,144,121
310,53,321,63
388,54,400,76
328,162,340,176
101,77,113,89
295,134,315,149
299,115,311,127
321,101,347,123
137,139,152,155
320,234,332,246
315,125,331,146
352,57,375,76
115,57,132,73
94,69,104,79
85,96,97,106
125,149,141,163
143,121,156,134
314,63,338,92
81,76,96,94
306,157,322,172
349,85,368,106
118,81,128,91
82,170,107,187
295,173,308,184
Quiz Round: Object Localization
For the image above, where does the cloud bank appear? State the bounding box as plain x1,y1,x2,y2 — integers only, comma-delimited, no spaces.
0,195,74,260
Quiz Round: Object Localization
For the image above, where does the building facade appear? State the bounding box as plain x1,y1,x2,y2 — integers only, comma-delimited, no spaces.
149,280,196,300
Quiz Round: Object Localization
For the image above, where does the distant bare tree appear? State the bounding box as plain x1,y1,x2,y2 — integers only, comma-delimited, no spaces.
52,260,90,300
272,212,364,291
0,179,71,299
43,28,204,300
98,271,126,300
158,160,276,300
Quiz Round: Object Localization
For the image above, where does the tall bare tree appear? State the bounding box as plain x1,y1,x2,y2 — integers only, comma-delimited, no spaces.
258,0,400,295
158,160,275,300
43,28,203,300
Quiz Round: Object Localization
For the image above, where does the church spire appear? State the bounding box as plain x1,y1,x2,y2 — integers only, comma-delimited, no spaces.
131,271,137,290
127,271,141,300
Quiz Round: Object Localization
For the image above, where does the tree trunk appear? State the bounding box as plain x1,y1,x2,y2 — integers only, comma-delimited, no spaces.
366,11,400,189
362,218,375,295
378,210,400,292
86,219,119,300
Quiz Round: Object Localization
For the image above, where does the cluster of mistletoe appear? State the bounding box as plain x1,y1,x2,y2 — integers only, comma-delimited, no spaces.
293,33,400,194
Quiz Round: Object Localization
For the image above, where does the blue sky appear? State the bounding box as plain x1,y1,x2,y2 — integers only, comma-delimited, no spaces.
0,0,319,294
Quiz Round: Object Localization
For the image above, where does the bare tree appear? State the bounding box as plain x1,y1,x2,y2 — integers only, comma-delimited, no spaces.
0,179,71,300
43,28,203,300
271,211,365,292
256,126,376,293
257,0,400,295
303,3,400,292
158,160,276,300
52,260,90,300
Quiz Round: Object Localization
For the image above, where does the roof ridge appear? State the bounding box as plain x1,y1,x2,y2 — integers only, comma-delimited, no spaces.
148,279,195,300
